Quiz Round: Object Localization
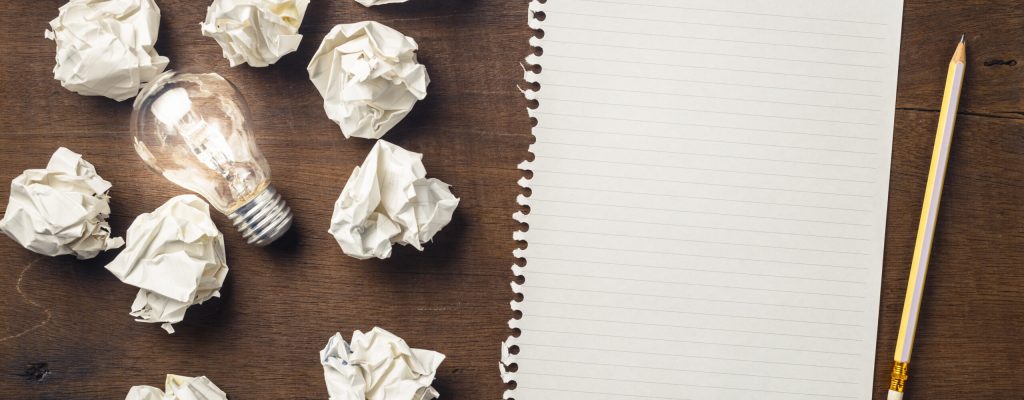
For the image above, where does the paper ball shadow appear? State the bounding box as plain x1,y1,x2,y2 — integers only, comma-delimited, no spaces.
164,214,304,336
431,374,456,397
380,207,468,270
172,274,236,337
366,0,482,14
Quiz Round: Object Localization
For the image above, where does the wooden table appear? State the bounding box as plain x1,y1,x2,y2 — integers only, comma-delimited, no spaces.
0,1,1020,398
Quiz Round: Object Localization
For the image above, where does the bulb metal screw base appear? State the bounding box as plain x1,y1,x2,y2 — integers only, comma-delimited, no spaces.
229,185,293,246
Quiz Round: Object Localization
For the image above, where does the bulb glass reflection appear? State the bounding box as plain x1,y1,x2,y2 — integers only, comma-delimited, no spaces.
131,71,292,245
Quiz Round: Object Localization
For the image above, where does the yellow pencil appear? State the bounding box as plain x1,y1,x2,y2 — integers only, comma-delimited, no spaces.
888,35,966,400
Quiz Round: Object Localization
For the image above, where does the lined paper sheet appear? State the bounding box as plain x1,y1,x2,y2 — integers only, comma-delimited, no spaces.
506,0,904,399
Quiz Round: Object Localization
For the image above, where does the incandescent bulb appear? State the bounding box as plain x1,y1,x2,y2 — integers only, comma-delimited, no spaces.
131,71,293,246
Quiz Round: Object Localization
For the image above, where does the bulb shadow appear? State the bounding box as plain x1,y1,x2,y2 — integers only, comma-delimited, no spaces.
266,219,304,252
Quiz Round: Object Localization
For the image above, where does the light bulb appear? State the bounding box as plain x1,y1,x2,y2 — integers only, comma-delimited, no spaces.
131,71,293,246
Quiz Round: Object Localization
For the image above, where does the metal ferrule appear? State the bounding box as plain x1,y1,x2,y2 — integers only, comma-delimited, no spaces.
889,360,909,393
228,185,293,246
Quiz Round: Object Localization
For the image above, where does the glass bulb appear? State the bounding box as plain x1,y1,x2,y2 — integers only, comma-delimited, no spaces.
131,71,293,246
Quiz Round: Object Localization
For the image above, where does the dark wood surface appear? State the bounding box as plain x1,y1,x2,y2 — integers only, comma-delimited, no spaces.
0,1,1020,399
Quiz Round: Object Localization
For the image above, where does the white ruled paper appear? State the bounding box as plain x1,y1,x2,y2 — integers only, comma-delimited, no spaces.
506,0,903,399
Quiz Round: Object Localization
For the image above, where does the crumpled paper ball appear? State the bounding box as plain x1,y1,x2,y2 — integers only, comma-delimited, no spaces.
329,140,459,260
320,327,445,400
45,0,169,101
0,148,124,259
126,374,227,400
201,0,310,67
105,195,228,334
355,0,410,6
307,21,429,139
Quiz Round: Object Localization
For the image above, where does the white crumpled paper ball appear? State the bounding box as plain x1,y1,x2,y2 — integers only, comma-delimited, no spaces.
126,374,228,400
104,195,228,334
355,0,411,6
329,140,459,260
320,327,445,400
45,0,169,101
201,0,310,67
0,148,124,259
308,21,430,139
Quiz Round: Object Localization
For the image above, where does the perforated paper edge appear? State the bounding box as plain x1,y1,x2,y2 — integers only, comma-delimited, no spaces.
501,1,545,398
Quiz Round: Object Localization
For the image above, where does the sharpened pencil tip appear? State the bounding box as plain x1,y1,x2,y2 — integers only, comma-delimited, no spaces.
952,34,966,65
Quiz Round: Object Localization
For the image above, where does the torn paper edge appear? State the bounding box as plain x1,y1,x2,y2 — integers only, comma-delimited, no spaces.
501,1,544,399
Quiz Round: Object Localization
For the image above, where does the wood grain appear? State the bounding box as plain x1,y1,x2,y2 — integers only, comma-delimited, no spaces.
0,1,1021,399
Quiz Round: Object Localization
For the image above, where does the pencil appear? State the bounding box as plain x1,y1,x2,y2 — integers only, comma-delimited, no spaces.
888,35,966,400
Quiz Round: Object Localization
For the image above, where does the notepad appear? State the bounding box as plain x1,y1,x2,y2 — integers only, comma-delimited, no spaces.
503,1,904,399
